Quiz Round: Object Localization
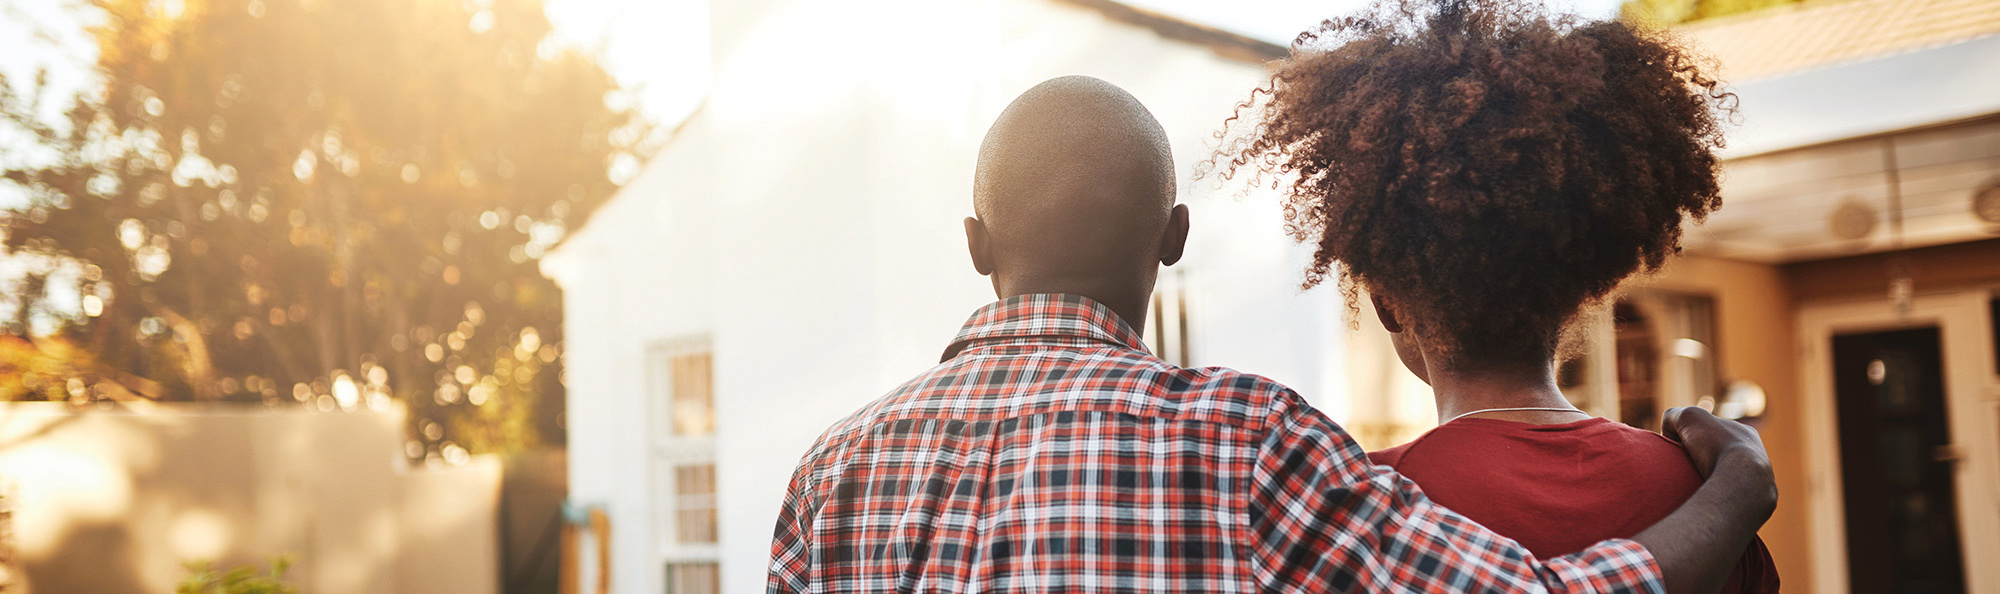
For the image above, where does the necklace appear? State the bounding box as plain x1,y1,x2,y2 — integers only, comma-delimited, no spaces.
1444,406,1590,425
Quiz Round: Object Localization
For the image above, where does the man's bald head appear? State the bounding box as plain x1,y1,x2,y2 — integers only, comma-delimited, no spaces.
965,76,1186,330
974,76,1177,275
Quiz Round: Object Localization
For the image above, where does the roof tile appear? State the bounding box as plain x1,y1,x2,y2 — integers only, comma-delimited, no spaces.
1679,0,2000,81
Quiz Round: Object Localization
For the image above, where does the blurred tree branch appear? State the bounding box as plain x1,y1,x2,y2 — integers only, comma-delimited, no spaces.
1620,0,1815,24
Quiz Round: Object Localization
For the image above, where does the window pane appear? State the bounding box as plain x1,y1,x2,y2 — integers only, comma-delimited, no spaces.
671,352,714,435
675,464,717,543
1612,293,1720,430
667,562,719,594
1614,300,1661,431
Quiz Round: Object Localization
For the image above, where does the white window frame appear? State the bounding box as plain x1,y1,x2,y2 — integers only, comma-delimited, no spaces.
644,336,719,591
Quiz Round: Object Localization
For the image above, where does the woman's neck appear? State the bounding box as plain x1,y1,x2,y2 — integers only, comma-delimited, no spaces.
1424,359,1587,425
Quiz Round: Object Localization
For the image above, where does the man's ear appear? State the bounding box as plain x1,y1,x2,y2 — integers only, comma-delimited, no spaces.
964,217,996,276
1372,293,1405,333
1157,204,1190,266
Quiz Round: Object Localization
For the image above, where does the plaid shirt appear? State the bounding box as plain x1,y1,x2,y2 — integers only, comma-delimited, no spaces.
768,294,1663,593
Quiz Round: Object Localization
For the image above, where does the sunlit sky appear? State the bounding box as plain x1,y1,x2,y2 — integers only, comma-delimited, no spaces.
546,0,1629,124
0,0,1624,323
3,0,1626,128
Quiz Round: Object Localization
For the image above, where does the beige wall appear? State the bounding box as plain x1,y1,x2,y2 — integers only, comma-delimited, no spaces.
0,402,498,594
1642,255,1811,593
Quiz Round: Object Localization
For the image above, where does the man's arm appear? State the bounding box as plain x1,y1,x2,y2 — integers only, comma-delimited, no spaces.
1629,407,1779,594
1246,395,1775,594
769,418,872,594
767,453,824,594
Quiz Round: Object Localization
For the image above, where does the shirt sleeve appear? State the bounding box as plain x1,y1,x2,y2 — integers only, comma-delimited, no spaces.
766,457,819,594
1244,393,1666,594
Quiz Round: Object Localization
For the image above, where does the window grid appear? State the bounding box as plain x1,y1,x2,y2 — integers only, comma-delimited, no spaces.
674,464,718,544
671,352,714,436
647,337,720,593
665,561,720,594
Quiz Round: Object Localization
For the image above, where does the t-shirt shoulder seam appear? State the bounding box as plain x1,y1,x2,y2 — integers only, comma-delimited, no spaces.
1374,424,1459,467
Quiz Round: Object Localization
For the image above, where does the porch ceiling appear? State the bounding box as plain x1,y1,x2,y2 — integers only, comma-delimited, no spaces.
1684,114,2000,263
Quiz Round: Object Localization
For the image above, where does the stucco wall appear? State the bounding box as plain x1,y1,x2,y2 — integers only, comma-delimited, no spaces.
1642,255,1810,593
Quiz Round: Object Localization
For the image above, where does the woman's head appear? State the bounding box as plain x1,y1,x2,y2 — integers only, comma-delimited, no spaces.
1219,0,1732,372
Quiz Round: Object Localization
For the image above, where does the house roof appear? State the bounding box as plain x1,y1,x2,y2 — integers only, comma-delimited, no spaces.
1053,0,1289,64
1068,0,2000,77
1676,1,2000,262
1679,0,2000,82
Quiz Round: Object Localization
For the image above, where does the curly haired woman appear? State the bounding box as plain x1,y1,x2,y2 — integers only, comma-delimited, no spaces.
1220,0,1779,591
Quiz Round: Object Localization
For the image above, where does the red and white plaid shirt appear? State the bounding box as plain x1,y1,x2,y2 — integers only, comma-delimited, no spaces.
768,294,1663,593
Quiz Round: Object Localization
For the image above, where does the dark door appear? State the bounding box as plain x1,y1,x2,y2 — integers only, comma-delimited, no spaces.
1831,327,1965,594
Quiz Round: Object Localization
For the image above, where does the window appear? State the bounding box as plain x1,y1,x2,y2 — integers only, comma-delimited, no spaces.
1560,292,1720,431
647,338,718,593
670,352,714,436
1616,293,1719,431
1613,301,1663,430
673,464,717,543
666,562,719,594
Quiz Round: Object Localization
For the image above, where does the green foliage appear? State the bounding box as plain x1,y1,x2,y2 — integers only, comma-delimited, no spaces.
0,333,117,401
0,0,650,454
1619,0,1818,24
176,556,297,594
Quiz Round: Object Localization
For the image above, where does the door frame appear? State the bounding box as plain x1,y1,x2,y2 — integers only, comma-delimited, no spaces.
1797,290,2000,594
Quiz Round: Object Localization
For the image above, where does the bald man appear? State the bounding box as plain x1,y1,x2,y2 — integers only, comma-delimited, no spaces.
961,76,1187,334
766,76,1775,594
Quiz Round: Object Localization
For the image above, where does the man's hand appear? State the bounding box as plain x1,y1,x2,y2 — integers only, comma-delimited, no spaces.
1663,406,1774,483
1632,407,1778,594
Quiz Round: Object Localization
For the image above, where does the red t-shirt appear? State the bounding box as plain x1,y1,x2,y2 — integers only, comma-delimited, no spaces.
1370,416,1780,593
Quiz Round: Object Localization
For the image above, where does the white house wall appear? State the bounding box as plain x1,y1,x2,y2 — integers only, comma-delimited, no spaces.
546,0,1355,592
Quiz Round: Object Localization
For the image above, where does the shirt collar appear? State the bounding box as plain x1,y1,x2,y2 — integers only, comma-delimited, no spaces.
941,293,1149,362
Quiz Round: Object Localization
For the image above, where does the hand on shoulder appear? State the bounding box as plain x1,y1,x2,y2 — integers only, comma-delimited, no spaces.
1662,406,1778,511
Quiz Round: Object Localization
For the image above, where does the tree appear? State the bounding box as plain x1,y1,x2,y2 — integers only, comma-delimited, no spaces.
0,0,649,456
176,556,298,594
1620,0,1814,24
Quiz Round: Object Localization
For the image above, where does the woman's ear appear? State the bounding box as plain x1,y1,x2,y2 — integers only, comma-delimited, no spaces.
1371,293,1404,333
1374,293,1432,384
